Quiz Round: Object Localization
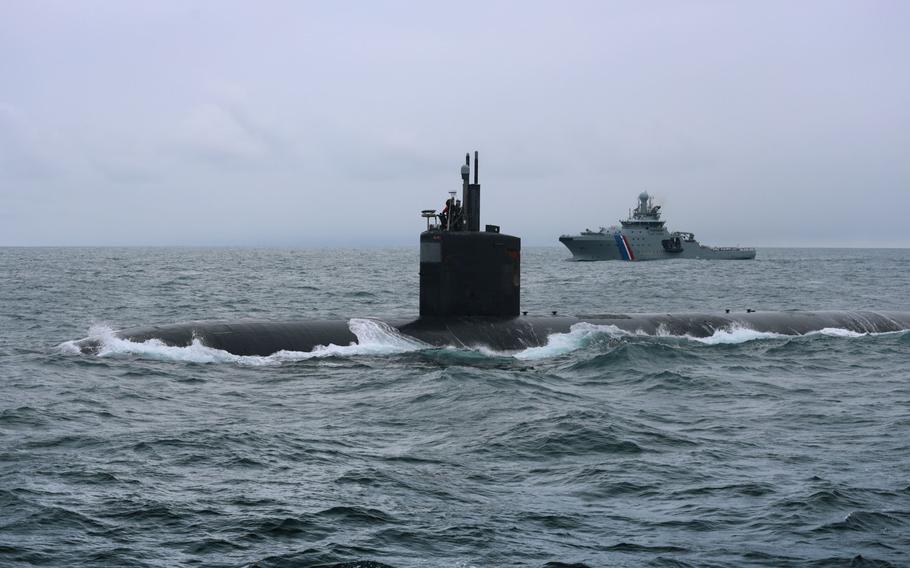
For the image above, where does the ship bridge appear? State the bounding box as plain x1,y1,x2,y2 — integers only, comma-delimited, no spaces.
620,191,665,227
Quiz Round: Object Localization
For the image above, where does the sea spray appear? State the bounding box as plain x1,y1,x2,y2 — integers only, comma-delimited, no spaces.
59,318,429,365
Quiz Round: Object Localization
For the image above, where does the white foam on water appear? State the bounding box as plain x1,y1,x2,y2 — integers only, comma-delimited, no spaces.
57,339,84,356
61,319,429,366
516,324,889,353
58,319,906,365
514,322,629,360
262,318,429,363
809,327,866,338
689,326,904,344
686,327,788,345
511,322,806,356
668,325,894,345
60,323,266,364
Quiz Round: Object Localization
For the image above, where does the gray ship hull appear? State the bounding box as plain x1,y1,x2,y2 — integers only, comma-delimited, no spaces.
559,232,756,261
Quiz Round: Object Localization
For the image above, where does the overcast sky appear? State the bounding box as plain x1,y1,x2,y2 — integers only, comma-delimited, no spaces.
1,1,908,247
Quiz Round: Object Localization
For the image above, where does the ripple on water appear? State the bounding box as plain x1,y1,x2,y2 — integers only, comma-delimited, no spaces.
5,247,910,566
242,515,334,541
483,415,645,459
814,510,908,534
0,406,47,428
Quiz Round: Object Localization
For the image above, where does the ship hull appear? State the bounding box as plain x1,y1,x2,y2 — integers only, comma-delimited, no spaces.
559,233,755,261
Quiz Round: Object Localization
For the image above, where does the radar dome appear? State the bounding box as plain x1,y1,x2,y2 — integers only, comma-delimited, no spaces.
639,191,649,201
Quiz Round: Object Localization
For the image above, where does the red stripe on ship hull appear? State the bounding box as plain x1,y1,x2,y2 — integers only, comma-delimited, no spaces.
621,235,635,261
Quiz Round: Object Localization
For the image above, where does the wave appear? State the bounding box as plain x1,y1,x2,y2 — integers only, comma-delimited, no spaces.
58,319,428,366
512,323,902,358
684,327,788,345
59,320,904,365
513,323,627,360
667,325,877,345
511,322,785,358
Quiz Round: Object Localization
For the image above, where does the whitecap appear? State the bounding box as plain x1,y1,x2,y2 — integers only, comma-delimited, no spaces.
686,327,788,345
514,322,628,360
809,327,865,338
61,318,429,366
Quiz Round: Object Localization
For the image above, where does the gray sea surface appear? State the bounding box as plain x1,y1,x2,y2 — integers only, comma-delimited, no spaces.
2,246,909,567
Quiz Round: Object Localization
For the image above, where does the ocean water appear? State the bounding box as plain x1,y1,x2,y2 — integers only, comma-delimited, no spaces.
2,246,910,568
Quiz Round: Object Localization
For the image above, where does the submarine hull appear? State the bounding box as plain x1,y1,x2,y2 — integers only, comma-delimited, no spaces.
71,152,908,358
76,311,910,356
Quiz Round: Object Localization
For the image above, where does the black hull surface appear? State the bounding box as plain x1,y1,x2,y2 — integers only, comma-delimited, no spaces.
70,154,909,358
76,311,910,356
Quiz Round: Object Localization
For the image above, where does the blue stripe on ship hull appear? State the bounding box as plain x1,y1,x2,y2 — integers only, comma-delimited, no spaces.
613,233,629,261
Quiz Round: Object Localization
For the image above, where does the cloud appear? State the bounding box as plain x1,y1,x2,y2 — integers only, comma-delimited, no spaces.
1,2,908,246
0,103,62,181
175,103,276,165
90,151,164,184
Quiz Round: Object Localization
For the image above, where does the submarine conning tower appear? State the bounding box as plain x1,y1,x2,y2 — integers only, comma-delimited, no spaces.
419,151,521,318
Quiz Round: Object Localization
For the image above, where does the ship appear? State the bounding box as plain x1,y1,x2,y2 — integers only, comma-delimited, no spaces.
559,192,756,261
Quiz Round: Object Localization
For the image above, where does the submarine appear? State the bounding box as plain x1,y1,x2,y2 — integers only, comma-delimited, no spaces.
76,151,910,356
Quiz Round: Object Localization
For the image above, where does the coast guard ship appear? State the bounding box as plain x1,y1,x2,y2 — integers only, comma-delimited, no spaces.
559,192,756,261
